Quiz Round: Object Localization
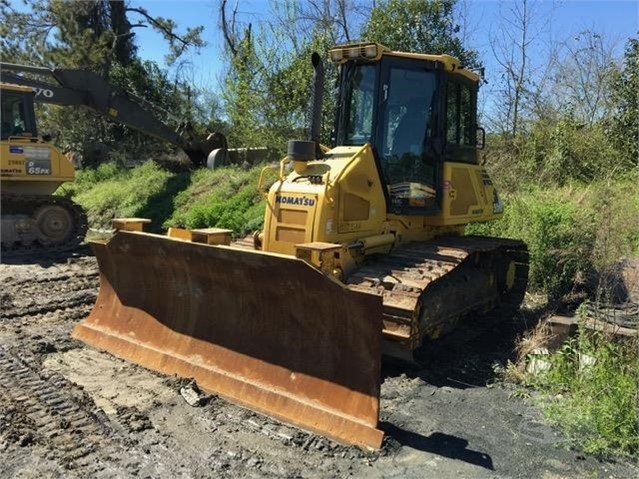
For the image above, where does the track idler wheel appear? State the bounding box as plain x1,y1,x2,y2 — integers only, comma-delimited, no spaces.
34,204,73,245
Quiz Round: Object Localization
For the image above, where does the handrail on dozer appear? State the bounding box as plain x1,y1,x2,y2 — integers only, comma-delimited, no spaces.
73,226,385,449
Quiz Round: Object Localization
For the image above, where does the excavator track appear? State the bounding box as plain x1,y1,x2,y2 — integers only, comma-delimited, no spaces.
1,194,87,257
346,236,529,361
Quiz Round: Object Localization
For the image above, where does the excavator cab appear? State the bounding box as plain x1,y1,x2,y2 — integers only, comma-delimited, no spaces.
1,86,36,139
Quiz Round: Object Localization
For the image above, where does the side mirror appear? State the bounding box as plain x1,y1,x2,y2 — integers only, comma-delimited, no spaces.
476,127,486,150
41,130,58,142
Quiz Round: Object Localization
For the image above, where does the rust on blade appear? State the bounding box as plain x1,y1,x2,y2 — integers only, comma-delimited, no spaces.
73,231,384,449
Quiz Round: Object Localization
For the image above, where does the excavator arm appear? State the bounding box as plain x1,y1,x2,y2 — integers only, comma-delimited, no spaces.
0,62,226,166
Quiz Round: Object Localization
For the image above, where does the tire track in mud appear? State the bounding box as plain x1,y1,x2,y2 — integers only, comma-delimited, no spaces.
0,257,98,324
0,346,134,476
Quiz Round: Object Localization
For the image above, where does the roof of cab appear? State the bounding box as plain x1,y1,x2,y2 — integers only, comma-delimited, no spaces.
329,42,479,82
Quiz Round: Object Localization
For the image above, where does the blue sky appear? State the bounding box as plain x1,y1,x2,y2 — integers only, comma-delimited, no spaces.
130,0,639,94
130,0,271,88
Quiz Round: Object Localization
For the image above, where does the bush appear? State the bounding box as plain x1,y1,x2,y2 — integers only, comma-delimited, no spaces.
484,119,630,193
526,119,622,186
468,174,639,303
586,177,639,298
468,189,596,302
522,324,638,458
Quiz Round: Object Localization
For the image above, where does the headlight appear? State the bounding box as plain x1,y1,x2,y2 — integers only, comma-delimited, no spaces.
328,43,386,63
363,44,378,58
329,49,343,62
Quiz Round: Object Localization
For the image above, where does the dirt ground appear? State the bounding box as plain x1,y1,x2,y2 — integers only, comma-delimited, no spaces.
0,247,636,478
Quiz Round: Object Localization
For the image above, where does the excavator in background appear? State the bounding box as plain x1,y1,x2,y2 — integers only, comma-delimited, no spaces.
0,62,228,254
73,43,529,449
1,82,87,254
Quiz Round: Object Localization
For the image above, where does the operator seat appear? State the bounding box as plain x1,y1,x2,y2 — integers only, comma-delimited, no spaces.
391,98,429,158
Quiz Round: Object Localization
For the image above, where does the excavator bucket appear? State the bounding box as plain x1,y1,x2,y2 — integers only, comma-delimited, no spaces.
73,230,384,449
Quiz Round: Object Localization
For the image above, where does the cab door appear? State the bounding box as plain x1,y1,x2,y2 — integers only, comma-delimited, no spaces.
372,57,445,216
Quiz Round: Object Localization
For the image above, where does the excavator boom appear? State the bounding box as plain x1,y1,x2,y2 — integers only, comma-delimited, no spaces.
0,62,226,167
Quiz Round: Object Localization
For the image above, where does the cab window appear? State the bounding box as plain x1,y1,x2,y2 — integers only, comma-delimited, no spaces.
446,81,473,146
343,65,377,145
1,91,30,139
445,79,478,164
378,66,438,211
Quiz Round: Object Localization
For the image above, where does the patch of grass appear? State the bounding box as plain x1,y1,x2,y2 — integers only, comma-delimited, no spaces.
518,323,638,458
165,166,265,237
64,161,175,230
467,174,639,303
61,161,268,236
136,171,192,233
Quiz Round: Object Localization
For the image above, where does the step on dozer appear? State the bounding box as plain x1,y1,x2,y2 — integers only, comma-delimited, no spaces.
73,220,385,449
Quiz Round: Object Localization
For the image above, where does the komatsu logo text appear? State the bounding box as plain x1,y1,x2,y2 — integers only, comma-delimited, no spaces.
275,195,315,207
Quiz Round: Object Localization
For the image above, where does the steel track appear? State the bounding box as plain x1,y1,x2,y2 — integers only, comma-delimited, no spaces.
346,235,529,360
1,194,88,257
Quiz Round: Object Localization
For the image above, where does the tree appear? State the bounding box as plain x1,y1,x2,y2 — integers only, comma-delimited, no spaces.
548,31,619,126
220,20,264,148
0,0,206,164
607,37,639,170
219,0,360,150
0,0,203,71
487,0,554,138
268,0,368,46
360,0,481,69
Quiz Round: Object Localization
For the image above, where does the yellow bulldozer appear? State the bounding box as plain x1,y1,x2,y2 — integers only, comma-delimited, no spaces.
73,43,529,450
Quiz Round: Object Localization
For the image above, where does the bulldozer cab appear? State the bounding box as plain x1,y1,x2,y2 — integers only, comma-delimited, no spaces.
330,44,480,215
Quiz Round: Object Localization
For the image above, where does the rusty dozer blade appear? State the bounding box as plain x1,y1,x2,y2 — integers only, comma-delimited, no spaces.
73,231,384,449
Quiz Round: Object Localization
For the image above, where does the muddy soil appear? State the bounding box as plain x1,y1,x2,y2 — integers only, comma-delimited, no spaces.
1,249,636,478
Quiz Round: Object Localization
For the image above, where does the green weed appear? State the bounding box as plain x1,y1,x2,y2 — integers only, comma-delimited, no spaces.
467,175,639,303
523,325,638,458
61,161,268,236
165,166,265,237
67,161,174,230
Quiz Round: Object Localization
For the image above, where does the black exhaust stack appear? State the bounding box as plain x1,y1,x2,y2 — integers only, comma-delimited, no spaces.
309,52,324,158
288,52,325,164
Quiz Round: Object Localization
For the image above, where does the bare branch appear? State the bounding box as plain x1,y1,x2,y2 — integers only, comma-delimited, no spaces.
220,0,238,56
